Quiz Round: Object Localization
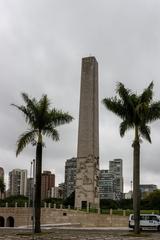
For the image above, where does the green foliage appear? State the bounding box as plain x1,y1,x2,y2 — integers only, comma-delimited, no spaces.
0,195,28,207
12,93,73,155
100,199,132,211
102,82,160,142
100,199,118,210
43,198,63,208
63,191,75,208
117,199,133,209
143,190,160,211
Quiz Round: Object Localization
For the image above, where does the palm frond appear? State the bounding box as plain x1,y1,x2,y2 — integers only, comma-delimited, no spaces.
16,130,37,156
39,95,50,113
11,104,27,114
43,127,59,141
117,83,137,121
139,82,153,104
147,101,160,122
11,104,35,126
119,121,134,137
21,93,38,126
13,93,73,155
50,109,73,127
116,82,131,104
102,98,126,120
22,93,36,106
102,82,159,145
37,95,50,130
139,125,151,143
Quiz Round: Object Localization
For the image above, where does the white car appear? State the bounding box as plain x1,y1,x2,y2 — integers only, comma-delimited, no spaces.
129,214,160,231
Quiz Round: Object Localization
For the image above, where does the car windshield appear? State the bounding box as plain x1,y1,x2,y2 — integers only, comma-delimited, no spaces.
130,214,160,221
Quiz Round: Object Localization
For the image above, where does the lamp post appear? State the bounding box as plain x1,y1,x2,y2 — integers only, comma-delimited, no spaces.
32,159,36,239
29,162,33,208
131,180,133,198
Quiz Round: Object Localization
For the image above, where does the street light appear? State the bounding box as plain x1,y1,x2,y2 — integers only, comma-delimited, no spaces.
32,159,36,239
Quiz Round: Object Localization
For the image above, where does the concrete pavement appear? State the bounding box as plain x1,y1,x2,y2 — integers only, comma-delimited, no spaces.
0,227,160,239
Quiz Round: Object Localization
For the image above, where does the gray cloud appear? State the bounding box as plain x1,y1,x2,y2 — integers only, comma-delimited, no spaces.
1,0,160,191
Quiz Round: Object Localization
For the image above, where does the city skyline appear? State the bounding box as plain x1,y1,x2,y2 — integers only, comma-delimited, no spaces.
1,0,160,192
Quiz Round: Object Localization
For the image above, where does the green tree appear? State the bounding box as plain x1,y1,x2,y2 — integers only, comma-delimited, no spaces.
4,195,28,207
100,199,118,210
102,82,160,233
117,199,133,210
63,191,75,208
145,190,160,212
12,93,73,233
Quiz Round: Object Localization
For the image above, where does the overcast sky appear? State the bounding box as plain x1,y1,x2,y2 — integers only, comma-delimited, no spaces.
1,0,160,192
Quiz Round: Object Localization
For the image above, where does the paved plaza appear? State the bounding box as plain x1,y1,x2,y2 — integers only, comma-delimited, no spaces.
0,228,160,240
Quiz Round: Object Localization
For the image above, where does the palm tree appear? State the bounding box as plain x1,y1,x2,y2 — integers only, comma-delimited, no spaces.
12,93,73,233
102,82,160,234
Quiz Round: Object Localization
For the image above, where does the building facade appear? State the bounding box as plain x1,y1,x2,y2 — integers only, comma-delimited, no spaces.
51,185,64,199
64,157,77,198
109,159,123,200
99,159,123,200
9,169,27,196
41,171,55,200
99,170,115,199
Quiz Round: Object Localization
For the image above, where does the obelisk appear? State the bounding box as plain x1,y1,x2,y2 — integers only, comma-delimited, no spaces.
75,56,99,209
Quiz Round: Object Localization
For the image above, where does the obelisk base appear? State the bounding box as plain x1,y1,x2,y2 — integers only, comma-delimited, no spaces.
75,154,99,209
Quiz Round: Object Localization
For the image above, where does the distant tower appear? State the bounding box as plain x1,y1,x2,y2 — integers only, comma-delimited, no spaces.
99,170,115,200
64,157,77,198
109,158,123,200
75,56,99,209
41,171,55,200
9,169,27,196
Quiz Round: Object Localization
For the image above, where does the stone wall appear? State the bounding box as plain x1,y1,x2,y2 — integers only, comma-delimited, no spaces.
0,207,128,227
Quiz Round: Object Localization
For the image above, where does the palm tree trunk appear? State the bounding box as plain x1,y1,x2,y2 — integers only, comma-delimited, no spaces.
133,127,140,234
34,141,42,233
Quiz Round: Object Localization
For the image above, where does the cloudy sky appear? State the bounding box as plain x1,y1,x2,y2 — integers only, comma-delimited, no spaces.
1,0,160,192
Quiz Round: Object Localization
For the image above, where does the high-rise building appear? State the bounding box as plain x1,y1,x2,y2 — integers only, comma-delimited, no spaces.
109,159,123,178
109,159,123,199
58,182,65,199
26,177,34,202
41,171,55,200
99,170,115,199
51,185,64,199
51,187,59,198
96,159,124,201
64,157,77,198
75,56,99,209
9,169,27,196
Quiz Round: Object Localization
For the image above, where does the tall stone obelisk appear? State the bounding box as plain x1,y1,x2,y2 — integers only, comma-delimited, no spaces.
75,56,99,209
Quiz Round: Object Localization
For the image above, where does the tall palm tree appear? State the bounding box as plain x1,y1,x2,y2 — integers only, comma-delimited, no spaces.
12,93,73,233
102,82,160,234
